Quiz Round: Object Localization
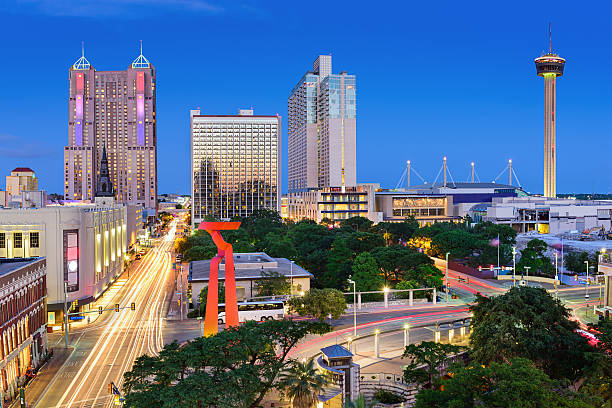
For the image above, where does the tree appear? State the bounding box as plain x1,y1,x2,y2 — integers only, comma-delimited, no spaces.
351,252,384,292
321,237,353,289
339,216,373,232
372,217,419,244
516,238,555,277
280,357,329,408
430,229,475,259
565,251,599,274
256,269,290,297
183,245,216,262
344,232,386,255
262,232,297,259
123,319,330,408
344,395,376,408
351,252,384,301
288,288,347,321
414,358,600,408
288,221,334,284
238,208,287,249
402,341,464,389
469,286,591,380
197,282,225,315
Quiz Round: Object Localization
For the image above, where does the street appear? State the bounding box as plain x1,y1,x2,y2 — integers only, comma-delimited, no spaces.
33,223,177,408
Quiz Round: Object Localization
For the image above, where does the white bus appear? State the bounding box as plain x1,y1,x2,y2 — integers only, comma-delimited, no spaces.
217,300,285,324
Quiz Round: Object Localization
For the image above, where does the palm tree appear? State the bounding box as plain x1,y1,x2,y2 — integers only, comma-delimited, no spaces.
281,358,329,408
344,395,376,408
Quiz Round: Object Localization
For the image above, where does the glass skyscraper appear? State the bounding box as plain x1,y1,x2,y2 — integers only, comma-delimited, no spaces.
287,55,356,193
190,110,281,224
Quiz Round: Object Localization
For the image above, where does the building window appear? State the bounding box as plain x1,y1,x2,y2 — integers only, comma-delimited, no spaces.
14,233,22,249
0,233,4,249
30,232,39,248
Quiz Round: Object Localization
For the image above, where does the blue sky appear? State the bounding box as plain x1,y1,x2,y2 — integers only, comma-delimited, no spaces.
0,0,610,195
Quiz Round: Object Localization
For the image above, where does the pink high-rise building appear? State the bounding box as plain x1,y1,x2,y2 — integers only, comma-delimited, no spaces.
64,45,157,216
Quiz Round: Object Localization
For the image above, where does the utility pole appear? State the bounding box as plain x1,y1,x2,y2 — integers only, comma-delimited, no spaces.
348,278,357,337
64,281,69,349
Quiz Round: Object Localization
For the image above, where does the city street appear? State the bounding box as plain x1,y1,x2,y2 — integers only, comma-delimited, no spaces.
33,222,177,408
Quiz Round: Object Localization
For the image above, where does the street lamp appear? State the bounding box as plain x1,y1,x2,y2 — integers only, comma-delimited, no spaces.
584,260,590,302
512,246,517,287
524,266,530,285
403,323,410,348
445,252,450,302
348,278,357,337
290,260,294,296
383,286,390,308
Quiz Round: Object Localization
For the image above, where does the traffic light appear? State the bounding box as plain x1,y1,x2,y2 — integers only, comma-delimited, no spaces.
466,278,470,284
108,383,113,394
115,303,120,312
98,306,103,315
575,275,578,281
478,266,482,271
130,302,136,311
177,299,181,307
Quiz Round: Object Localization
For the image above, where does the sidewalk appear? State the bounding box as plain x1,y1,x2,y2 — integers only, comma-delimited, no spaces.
167,262,188,321
9,347,73,408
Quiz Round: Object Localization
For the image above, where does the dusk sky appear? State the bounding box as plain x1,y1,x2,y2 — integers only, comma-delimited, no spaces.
0,0,610,195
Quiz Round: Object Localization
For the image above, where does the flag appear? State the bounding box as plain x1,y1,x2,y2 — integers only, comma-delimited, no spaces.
489,235,500,247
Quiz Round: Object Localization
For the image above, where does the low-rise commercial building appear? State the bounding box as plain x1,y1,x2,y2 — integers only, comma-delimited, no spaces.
374,191,458,226
189,252,313,304
0,257,47,401
482,197,612,234
5,168,38,197
0,203,142,324
597,254,612,318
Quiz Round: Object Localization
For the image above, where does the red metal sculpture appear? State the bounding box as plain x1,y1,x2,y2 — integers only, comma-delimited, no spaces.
198,221,241,336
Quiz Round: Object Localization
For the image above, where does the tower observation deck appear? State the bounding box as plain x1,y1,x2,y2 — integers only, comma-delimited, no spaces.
535,26,565,198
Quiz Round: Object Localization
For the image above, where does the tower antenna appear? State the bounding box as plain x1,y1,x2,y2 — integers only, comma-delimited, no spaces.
82,41,85,58
140,39,143,55
549,22,552,53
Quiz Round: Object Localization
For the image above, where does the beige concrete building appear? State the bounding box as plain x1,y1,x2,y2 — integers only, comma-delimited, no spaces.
5,168,38,197
482,196,612,234
0,203,142,323
597,254,612,318
188,253,312,303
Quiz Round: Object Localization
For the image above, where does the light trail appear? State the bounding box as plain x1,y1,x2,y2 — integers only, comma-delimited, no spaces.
51,222,178,408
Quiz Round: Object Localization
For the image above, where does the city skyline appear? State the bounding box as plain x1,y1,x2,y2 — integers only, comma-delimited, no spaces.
0,1,610,195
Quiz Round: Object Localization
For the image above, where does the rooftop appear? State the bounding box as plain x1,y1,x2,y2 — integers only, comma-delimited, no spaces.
189,252,313,282
320,344,353,359
11,167,34,173
0,258,42,277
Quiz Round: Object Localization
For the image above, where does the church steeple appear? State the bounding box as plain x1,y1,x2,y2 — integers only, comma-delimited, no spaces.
96,145,115,197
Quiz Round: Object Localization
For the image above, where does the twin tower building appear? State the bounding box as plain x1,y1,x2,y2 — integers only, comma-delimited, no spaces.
64,46,157,217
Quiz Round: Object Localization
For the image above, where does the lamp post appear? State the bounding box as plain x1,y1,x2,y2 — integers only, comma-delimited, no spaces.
524,266,530,285
383,286,389,308
584,260,590,303
290,260,294,296
445,252,450,302
63,281,69,349
348,278,357,337
554,251,559,299
512,246,517,287
374,329,380,358
403,323,410,348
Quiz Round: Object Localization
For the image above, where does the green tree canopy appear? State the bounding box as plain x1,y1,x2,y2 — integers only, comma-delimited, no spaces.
256,269,290,297
280,357,329,408
339,216,374,232
402,341,464,389
414,358,600,408
262,232,297,260
320,237,353,289
351,252,384,292
288,288,347,321
469,286,591,380
123,319,330,408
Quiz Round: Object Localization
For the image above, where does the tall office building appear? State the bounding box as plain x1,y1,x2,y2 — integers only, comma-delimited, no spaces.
64,44,157,216
190,109,281,225
287,55,356,193
535,27,565,198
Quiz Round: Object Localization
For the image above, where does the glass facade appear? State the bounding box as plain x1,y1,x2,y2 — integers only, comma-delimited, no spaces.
192,116,280,221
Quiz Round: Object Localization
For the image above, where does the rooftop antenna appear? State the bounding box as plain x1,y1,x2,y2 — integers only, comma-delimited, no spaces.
81,41,85,58
140,39,143,55
549,22,552,54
